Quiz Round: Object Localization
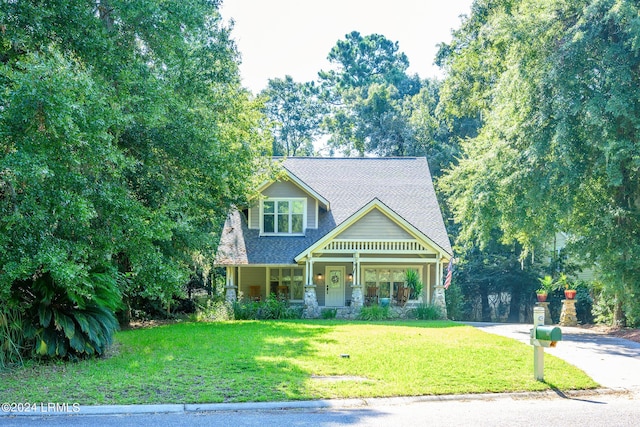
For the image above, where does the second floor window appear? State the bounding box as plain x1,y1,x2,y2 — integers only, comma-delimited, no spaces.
262,199,305,234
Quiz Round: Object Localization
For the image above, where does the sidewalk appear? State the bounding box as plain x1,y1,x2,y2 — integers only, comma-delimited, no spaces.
466,322,640,390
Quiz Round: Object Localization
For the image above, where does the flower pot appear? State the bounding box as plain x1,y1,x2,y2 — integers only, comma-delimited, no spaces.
564,289,577,300
379,297,390,307
536,294,548,302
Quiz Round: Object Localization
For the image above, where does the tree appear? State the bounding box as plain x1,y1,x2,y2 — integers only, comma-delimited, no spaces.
260,76,326,156
0,0,270,360
438,0,640,325
318,31,460,171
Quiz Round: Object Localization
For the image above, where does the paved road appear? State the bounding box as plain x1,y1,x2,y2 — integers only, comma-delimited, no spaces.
2,392,639,426
466,322,640,390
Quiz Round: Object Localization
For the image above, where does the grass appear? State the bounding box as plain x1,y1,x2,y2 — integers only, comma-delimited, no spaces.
0,320,597,405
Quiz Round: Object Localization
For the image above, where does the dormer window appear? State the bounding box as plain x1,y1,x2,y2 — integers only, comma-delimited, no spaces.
261,198,306,235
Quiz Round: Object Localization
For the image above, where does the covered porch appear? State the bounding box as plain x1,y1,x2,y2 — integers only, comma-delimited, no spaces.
223,238,450,318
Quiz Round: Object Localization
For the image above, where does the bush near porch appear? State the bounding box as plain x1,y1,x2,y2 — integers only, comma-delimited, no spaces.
0,320,596,404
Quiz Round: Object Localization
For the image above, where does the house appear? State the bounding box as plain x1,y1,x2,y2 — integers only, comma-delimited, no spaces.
214,157,453,318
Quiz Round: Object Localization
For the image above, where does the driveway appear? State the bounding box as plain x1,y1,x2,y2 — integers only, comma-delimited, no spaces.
466,322,640,390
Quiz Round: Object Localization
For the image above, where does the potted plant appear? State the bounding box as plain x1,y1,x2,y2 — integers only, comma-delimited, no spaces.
555,273,577,299
405,270,423,301
536,276,553,302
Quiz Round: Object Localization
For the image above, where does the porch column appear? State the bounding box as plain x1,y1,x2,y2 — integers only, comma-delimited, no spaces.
432,258,448,319
225,266,237,303
303,258,320,318
350,252,363,308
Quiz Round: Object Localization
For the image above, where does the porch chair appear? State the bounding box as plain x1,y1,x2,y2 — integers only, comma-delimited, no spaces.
396,286,410,307
277,285,289,301
249,285,261,302
365,286,378,306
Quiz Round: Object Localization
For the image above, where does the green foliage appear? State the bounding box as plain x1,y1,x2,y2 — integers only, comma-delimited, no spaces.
320,308,338,319
193,298,234,322
0,0,270,359
413,304,444,321
261,76,326,156
12,272,120,359
405,269,423,297
232,294,303,320
357,304,391,320
0,307,25,370
438,0,640,322
318,32,460,170
444,283,465,321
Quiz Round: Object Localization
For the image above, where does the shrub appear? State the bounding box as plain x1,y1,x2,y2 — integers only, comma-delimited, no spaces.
0,307,26,370
357,304,391,321
321,308,337,319
232,294,303,320
413,303,444,320
194,298,234,321
11,271,121,360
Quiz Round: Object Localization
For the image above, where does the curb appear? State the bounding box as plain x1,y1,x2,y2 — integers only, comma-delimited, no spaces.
1,387,633,417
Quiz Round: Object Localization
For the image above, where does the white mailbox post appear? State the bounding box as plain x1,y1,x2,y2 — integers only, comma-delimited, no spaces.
530,306,562,381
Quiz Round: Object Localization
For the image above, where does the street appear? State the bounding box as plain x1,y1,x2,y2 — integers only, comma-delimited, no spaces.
2,390,638,427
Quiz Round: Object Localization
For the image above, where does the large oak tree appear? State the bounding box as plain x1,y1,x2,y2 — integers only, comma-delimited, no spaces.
0,0,270,359
438,0,640,325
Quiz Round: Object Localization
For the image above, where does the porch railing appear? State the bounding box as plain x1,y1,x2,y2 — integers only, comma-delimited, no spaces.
319,239,429,254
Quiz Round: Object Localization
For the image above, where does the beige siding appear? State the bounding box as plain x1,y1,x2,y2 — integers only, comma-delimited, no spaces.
337,209,412,239
248,180,317,229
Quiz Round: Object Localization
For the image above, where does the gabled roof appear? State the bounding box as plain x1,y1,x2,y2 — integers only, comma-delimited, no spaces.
294,197,448,262
215,157,452,265
258,167,330,210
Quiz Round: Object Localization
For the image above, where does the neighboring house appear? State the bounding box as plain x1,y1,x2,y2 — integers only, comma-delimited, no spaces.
215,157,453,317
551,232,596,283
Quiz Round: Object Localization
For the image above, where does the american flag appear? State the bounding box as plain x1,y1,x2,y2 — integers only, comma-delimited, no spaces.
444,258,453,289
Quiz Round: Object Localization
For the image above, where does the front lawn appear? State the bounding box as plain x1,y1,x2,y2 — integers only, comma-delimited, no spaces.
0,320,597,404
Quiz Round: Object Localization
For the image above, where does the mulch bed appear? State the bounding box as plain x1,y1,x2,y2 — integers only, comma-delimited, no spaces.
578,324,640,343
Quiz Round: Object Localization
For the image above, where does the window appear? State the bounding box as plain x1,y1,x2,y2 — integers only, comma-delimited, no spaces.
363,267,422,300
269,268,304,300
262,198,305,235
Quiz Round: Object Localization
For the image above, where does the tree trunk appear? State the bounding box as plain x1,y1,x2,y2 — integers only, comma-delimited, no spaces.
613,295,626,327
480,286,491,322
507,283,521,323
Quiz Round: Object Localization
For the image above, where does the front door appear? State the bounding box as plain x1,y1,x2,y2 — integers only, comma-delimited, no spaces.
325,266,345,306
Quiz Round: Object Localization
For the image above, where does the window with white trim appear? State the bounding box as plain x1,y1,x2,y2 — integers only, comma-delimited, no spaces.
262,198,305,235
269,268,304,300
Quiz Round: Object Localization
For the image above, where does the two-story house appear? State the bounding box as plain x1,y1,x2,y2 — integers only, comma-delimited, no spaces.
215,157,453,317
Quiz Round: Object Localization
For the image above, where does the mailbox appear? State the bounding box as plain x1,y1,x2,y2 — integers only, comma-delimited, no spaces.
530,325,562,347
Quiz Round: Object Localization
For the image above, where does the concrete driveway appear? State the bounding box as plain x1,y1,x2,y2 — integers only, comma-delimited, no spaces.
466,322,640,391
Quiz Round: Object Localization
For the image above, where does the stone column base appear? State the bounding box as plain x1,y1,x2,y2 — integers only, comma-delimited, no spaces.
559,299,578,326
432,285,448,319
303,284,320,318
225,286,237,303
350,284,363,309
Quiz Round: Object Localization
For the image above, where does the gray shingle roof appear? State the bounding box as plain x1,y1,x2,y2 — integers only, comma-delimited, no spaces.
215,157,452,265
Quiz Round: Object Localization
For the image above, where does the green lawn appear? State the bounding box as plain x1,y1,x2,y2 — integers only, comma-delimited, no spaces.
0,320,597,404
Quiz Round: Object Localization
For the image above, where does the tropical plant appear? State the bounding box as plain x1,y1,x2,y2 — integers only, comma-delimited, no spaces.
405,269,424,297
11,272,121,359
537,276,554,295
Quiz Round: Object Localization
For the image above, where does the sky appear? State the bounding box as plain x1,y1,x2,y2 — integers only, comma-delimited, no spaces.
219,0,475,94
